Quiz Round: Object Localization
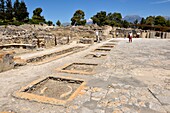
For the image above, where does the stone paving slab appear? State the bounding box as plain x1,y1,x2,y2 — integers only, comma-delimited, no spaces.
67,83,166,113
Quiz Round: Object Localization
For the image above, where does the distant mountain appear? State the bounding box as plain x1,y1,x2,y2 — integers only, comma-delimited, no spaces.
62,22,71,26
123,15,142,23
86,19,93,25
164,16,170,20
62,19,93,26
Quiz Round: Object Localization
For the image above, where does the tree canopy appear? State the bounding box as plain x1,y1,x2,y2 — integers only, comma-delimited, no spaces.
154,16,166,26
33,8,42,17
56,20,61,26
71,10,86,26
145,16,155,25
47,20,53,26
0,0,29,25
5,0,13,21
166,20,170,27
32,7,45,24
0,0,5,20
122,20,129,28
91,11,107,26
91,11,122,27
13,0,20,20
14,0,29,21
0,0,45,25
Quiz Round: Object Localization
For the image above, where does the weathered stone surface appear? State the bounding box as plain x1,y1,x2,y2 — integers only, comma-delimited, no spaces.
0,51,15,72
80,107,94,113
83,100,97,110
79,38,94,44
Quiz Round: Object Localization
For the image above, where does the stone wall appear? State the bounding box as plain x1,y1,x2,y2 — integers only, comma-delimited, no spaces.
0,25,97,49
0,51,15,72
141,32,147,38
102,26,112,36
143,31,170,39
165,32,170,39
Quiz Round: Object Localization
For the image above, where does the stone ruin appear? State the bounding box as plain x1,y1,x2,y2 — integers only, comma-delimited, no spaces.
0,25,101,49
0,50,26,72
0,51,15,72
141,30,170,39
0,25,170,51
109,27,170,39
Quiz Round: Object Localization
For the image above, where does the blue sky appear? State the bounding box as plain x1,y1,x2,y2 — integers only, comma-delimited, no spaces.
14,0,170,23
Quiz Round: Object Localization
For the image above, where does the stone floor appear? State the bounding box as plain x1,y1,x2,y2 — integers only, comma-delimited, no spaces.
0,38,170,113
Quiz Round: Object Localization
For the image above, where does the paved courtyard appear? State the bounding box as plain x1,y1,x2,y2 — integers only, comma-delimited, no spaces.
0,38,170,113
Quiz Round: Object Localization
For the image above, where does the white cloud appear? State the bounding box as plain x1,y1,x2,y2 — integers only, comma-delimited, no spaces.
151,0,170,4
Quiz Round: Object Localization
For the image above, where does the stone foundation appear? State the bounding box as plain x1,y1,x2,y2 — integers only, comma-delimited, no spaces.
0,51,15,72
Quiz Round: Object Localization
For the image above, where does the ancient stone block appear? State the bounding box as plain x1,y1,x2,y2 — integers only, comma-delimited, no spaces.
0,51,15,72
79,38,94,44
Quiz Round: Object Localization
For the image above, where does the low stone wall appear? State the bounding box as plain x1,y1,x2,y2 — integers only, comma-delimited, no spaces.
143,31,170,39
0,44,36,50
0,37,32,45
165,32,170,39
141,32,147,38
0,51,15,72
79,38,94,44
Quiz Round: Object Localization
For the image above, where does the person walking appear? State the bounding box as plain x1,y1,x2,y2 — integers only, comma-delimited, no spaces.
96,30,100,43
128,32,133,43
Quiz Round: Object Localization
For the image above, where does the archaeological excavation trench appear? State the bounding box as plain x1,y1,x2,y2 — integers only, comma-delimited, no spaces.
13,76,86,105
57,63,98,75
84,53,107,59
103,42,117,46
100,45,114,48
26,46,85,64
63,63,98,72
109,40,120,42
93,48,111,52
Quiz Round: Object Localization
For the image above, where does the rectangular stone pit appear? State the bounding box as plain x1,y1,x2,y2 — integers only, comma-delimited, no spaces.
93,48,111,52
84,53,107,59
104,43,116,46
13,76,86,105
100,45,114,48
26,46,85,65
109,40,119,42
57,63,98,75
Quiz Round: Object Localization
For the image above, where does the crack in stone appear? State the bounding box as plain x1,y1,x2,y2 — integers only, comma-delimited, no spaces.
147,88,163,106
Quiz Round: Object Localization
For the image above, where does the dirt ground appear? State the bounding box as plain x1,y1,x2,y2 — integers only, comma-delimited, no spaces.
0,38,170,113
27,78,81,100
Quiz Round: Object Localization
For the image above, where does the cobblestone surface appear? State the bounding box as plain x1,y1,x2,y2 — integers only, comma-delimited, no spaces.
0,38,170,113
